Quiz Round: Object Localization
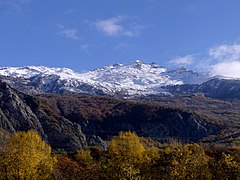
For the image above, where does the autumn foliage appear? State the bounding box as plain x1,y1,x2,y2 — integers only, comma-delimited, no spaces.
0,130,56,180
0,130,239,179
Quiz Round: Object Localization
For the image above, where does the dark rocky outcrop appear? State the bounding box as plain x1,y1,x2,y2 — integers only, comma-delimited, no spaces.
0,81,43,134
168,78,240,100
0,81,87,152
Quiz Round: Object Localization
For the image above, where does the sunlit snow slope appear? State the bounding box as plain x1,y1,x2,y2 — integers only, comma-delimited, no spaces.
0,60,211,96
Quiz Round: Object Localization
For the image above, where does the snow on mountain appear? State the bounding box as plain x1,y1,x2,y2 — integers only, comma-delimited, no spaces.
163,67,211,85
0,66,79,79
0,60,212,96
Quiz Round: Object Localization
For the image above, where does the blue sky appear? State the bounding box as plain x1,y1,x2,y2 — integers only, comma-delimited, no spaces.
1,0,240,76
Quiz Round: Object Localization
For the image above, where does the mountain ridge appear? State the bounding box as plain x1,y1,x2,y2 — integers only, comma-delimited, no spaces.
0,60,213,97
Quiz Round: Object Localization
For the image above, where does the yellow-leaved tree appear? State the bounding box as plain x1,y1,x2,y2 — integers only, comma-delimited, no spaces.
153,142,211,180
75,148,103,179
106,131,146,179
0,130,56,180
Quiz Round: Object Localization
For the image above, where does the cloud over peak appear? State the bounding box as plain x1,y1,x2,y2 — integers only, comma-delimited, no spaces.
209,43,240,61
170,42,240,78
169,55,194,66
208,43,240,78
211,61,240,78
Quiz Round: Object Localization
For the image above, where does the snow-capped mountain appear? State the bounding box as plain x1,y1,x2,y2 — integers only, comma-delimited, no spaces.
0,60,212,97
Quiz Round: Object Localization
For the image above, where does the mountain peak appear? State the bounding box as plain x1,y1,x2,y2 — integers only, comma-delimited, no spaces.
134,59,143,64
0,61,212,97
132,60,144,69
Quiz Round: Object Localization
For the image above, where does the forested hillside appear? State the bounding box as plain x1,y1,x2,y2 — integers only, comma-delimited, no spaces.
1,80,240,152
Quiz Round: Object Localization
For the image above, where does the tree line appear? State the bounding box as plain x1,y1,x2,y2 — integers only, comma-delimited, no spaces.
0,130,239,179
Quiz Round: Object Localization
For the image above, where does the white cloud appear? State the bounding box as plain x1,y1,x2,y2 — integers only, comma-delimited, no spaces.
167,43,240,78
94,16,124,36
208,43,240,78
169,55,194,66
56,24,80,40
94,16,143,37
211,61,240,78
209,43,240,61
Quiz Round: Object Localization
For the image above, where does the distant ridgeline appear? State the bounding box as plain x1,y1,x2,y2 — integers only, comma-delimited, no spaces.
0,61,212,97
1,62,240,101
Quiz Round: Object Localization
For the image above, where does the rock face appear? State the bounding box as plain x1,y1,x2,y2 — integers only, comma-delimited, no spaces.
0,80,230,151
198,79,240,99
0,81,87,151
0,81,43,134
168,78,240,100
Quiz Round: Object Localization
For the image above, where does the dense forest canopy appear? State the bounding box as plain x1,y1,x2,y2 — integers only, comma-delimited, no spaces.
0,130,239,179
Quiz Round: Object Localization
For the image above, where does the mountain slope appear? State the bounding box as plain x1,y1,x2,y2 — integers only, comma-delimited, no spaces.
0,60,211,96
167,78,240,100
36,93,224,142
0,80,88,151
1,80,240,150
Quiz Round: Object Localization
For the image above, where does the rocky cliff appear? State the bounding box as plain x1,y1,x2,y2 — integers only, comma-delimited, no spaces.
0,80,234,151
0,81,87,151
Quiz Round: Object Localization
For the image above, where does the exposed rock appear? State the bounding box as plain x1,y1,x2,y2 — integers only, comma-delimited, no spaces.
0,80,88,152
87,135,108,150
168,78,240,100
